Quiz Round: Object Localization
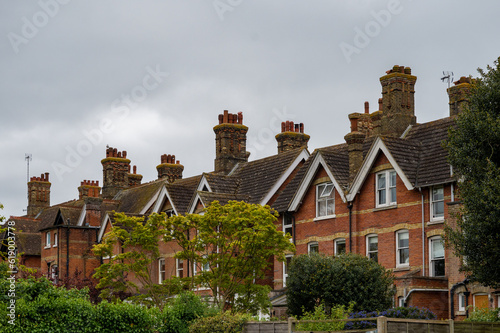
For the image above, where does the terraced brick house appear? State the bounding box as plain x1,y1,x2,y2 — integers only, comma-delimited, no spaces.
3,65,498,320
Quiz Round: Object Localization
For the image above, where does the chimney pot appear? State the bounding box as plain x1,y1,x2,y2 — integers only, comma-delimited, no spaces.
285,121,290,132
218,114,223,124
238,112,243,124
378,98,383,110
223,110,229,123
113,148,117,157
364,101,369,114
300,123,304,133
176,160,180,164
290,121,294,132
133,165,137,174
281,122,285,133
123,151,127,158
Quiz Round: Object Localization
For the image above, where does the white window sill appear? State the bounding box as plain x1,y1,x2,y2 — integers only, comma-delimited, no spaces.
373,204,397,212
313,214,336,222
394,265,410,272
428,218,444,225
44,245,51,249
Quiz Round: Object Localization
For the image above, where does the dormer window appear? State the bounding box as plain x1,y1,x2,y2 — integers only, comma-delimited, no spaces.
376,170,396,207
316,182,335,217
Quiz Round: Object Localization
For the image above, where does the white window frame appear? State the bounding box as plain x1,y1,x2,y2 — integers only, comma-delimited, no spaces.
51,264,58,282
53,232,58,247
430,186,445,221
376,170,397,208
45,232,51,248
398,296,405,307
192,261,197,276
158,258,165,283
308,241,319,254
334,238,346,256
176,258,184,278
396,230,409,267
458,293,466,312
283,255,293,287
316,182,335,218
366,234,378,262
429,236,445,277
283,215,293,243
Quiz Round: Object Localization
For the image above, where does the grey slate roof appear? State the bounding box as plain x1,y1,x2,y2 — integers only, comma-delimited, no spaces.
165,175,203,215
1,217,41,256
115,179,168,214
197,191,250,207
230,148,305,203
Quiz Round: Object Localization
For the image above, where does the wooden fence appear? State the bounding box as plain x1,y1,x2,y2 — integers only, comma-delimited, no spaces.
244,317,500,333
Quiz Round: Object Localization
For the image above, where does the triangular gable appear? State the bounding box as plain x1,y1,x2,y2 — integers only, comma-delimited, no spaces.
289,152,347,211
77,205,86,226
259,149,310,206
346,137,414,202
196,175,212,193
150,186,179,215
98,213,112,243
54,209,66,226
188,193,206,214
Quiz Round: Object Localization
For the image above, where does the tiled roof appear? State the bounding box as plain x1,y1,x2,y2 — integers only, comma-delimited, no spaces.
1,217,42,256
165,175,202,215
197,191,250,207
114,179,168,214
383,137,421,185
405,117,456,187
271,153,312,212
203,173,239,194
317,143,350,190
230,149,305,204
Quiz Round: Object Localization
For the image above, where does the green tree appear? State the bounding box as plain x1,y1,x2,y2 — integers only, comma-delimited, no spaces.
286,253,394,317
168,201,295,313
92,212,185,309
445,57,500,288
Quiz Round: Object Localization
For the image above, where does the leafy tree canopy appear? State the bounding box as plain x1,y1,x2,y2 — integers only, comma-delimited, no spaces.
168,200,295,313
286,253,394,317
446,57,500,287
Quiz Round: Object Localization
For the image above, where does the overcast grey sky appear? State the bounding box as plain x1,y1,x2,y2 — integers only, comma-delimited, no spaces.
1,1,499,219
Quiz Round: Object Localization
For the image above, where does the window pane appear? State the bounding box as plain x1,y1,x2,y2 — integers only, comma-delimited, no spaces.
398,231,409,248
318,201,326,216
378,189,386,205
433,201,444,217
327,200,334,216
433,187,444,201
370,252,378,262
321,183,334,198
399,248,409,264
433,259,445,276
431,239,444,259
377,174,386,190
284,226,293,237
390,187,397,203
390,171,396,187
309,243,319,253
368,236,378,251
336,240,346,255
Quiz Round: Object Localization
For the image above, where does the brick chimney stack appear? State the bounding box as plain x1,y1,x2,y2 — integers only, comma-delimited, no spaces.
78,180,101,200
27,172,51,217
157,154,184,183
127,165,143,187
275,121,310,154
379,65,417,137
447,76,472,116
345,103,371,183
214,110,248,174
101,147,130,199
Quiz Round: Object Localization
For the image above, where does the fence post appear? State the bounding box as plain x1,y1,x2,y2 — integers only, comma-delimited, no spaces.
288,317,293,333
448,319,454,333
377,316,387,333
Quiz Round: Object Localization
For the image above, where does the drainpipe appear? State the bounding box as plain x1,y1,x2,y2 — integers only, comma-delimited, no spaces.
347,201,353,253
66,219,70,279
419,188,425,276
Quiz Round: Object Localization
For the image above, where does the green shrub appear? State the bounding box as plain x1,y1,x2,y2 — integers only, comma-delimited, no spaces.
286,253,394,317
296,302,353,332
189,312,247,333
94,301,154,332
466,307,500,322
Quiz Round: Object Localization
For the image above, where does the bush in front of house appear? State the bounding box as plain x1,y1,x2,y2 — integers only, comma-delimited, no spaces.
188,312,248,333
